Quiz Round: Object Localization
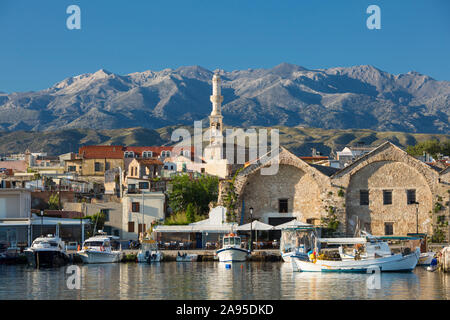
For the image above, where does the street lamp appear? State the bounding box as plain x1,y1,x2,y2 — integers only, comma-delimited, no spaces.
249,207,253,252
40,210,44,237
413,201,420,234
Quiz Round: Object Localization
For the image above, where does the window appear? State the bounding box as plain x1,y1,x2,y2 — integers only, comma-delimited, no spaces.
360,190,369,206
138,224,146,234
161,150,171,158
142,151,153,158
100,209,110,221
68,166,76,172
94,162,101,172
183,150,190,157
278,199,288,213
132,202,140,212
384,222,394,236
128,184,136,192
105,162,111,171
128,221,135,233
407,189,416,205
124,151,135,158
139,182,149,190
383,190,392,205
201,168,205,173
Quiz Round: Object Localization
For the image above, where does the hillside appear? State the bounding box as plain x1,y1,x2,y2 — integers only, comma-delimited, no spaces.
0,126,448,157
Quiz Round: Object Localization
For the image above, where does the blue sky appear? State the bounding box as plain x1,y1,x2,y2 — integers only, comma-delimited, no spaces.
0,0,449,93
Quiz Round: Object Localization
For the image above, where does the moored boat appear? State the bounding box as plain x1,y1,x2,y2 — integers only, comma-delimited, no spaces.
418,252,436,266
77,233,122,264
176,252,198,262
24,234,70,268
292,234,420,273
216,233,249,262
137,240,163,263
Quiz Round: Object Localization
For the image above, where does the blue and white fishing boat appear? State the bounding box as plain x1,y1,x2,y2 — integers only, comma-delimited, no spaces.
216,233,249,262
291,233,420,273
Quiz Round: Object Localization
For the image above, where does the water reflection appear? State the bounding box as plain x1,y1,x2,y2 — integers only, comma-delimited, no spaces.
0,263,448,300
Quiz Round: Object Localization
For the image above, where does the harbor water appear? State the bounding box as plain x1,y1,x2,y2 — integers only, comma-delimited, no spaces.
0,262,449,300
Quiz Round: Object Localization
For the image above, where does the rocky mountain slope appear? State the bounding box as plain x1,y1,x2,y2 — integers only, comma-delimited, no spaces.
0,63,449,133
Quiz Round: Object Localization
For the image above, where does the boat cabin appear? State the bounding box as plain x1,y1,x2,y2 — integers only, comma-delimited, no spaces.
31,234,65,251
222,233,241,248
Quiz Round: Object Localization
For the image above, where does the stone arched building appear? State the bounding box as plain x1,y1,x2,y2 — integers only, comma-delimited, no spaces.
218,142,450,238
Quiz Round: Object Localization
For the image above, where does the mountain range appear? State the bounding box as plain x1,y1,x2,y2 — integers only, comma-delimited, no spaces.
0,63,449,133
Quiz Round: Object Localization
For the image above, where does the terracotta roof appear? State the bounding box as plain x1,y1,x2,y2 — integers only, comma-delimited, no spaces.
78,146,125,159
78,145,195,159
136,159,164,166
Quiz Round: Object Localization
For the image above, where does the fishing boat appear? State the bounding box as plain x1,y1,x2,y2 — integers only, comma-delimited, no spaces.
77,233,122,264
291,233,420,273
176,252,198,262
137,240,163,263
406,233,435,266
418,252,436,266
216,233,249,262
277,221,316,263
24,234,70,268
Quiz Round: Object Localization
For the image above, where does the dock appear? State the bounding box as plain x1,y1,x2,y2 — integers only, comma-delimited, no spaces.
67,249,281,263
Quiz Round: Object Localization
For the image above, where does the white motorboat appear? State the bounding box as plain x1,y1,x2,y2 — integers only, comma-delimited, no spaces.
77,234,122,264
176,252,198,262
24,234,70,268
216,233,249,262
292,235,420,273
137,241,163,263
418,252,436,266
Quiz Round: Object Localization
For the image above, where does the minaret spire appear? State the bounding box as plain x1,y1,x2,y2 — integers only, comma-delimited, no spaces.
209,72,224,146
210,72,223,116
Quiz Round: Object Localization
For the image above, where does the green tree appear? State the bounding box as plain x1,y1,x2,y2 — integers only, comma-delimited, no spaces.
86,211,107,232
406,139,450,158
185,203,196,224
48,193,60,210
167,174,219,215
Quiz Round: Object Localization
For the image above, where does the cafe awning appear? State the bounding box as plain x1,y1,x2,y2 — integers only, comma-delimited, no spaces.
236,220,274,231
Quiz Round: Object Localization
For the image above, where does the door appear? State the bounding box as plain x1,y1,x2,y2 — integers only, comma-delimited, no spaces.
195,233,203,249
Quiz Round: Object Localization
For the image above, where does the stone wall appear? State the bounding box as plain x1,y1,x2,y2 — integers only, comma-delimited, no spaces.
342,161,433,236
222,142,447,237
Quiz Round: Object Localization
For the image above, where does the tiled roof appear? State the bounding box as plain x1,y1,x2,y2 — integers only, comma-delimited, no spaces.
136,159,164,166
78,146,125,159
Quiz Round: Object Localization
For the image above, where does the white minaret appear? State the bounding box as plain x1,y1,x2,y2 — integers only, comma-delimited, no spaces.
209,72,224,150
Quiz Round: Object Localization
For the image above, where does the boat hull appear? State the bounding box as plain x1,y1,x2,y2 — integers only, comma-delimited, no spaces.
176,254,198,262
281,251,309,263
216,247,249,262
24,250,70,268
138,251,163,263
292,249,420,273
418,252,435,266
77,250,121,264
